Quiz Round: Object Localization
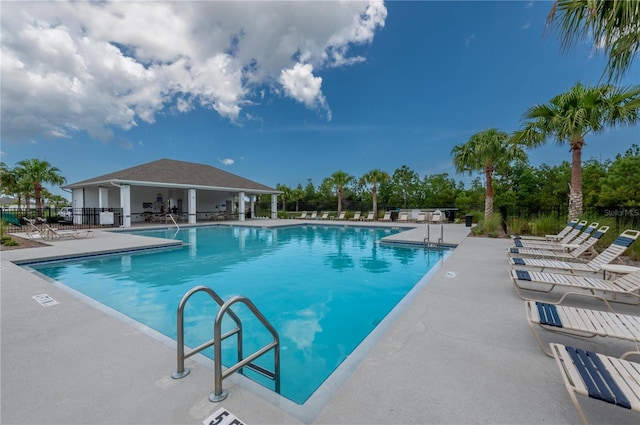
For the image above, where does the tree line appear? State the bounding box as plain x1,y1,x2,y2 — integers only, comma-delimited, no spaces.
264,144,640,220
0,159,68,209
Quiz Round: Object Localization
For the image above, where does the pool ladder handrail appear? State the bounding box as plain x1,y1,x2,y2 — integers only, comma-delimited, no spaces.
171,285,280,403
166,213,180,230
423,224,444,247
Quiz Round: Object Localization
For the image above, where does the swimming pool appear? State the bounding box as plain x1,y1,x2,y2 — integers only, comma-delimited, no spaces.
28,225,448,406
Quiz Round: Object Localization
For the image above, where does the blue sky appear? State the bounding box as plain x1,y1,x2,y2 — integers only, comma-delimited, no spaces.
1,1,639,199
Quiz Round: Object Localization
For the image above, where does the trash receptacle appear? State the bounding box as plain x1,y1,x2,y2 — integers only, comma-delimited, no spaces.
465,214,473,227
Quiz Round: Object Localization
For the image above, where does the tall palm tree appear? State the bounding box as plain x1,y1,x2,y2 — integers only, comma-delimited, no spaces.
1,162,28,208
452,128,527,221
276,183,291,211
327,170,354,216
360,169,390,219
514,82,640,219
15,159,66,210
547,0,640,81
291,185,305,212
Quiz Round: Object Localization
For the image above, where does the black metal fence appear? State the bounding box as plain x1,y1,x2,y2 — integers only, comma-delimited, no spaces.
1,207,124,233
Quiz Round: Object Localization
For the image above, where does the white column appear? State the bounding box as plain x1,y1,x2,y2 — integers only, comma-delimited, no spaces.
120,184,131,228
271,194,278,219
188,188,196,224
98,187,109,209
238,191,245,221
72,188,84,225
250,195,256,219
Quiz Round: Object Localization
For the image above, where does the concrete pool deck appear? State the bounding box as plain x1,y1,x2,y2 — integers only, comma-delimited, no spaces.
2,220,639,424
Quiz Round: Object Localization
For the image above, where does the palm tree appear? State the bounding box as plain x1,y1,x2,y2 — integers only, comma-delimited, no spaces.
0,162,28,208
291,185,305,212
452,128,528,221
15,159,66,211
327,170,354,216
276,183,291,211
547,0,640,81
360,169,390,219
514,82,640,219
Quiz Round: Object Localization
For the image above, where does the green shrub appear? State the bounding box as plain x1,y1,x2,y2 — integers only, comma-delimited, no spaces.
471,212,504,237
0,235,17,246
529,214,561,237
483,212,502,234
507,217,529,235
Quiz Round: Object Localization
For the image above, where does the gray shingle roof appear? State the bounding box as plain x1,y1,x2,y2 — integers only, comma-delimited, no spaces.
64,159,277,193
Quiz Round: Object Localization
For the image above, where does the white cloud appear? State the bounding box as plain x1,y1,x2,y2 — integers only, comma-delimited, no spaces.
280,63,331,120
219,158,234,166
1,1,386,143
465,34,476,47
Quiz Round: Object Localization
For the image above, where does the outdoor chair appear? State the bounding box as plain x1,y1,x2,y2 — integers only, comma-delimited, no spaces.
510,269,640,305
550,343,640,425
525,296,640,357
512,218,580,241
508,225,608,260
508,229,640,274
511,220,590,249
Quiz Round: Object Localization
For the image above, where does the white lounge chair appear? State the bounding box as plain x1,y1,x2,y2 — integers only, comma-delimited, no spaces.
349,211,361,221
416,212,426,223
380,211,392,222
525,297,640,357
39,221,93,240
364,212,374,221
23,219,46,240
510,269,640,304
512,218,580,241
319,212,329,220
334,211,346,220
309,211,317,220
296,211,307,219
508,225,608,260
397,212,409,223
508,229,640,274
550,343,640,425
511,220,590,249
431,210,444,223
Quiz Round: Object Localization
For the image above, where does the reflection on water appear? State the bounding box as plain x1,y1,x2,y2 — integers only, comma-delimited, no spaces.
30,225,448,404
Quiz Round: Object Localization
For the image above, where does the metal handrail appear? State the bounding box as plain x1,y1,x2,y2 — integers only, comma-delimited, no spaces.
211,295,280,402
166,214,180,230
172,287,280,403
424,224,444,247
172,286,242,379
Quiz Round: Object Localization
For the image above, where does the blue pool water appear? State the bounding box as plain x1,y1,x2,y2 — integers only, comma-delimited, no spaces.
29,225,447,404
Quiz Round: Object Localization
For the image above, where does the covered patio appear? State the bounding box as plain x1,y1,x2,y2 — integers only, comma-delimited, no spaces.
63,159,281,228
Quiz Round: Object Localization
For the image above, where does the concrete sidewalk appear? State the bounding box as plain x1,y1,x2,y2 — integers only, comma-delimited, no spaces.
2,221,638,424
